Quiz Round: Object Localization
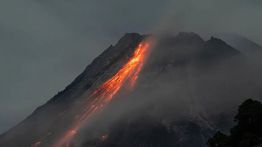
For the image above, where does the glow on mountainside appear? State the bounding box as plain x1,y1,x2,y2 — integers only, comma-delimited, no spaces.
31,41,150,147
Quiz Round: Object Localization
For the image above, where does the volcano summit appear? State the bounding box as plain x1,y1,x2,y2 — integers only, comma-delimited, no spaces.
1,32,262,147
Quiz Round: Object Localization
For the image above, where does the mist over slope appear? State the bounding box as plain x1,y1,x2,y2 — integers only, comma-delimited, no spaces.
0,33,145,147
1,32,262,147
81,32,262,147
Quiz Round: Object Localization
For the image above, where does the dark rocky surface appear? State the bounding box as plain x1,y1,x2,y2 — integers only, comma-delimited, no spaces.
0,33,144,147
1,32,262,147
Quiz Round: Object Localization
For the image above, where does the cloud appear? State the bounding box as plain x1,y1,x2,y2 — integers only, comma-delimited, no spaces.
154,0,262,44
0,0,261,134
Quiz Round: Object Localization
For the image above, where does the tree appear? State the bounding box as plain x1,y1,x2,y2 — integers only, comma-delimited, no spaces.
208,99,262,147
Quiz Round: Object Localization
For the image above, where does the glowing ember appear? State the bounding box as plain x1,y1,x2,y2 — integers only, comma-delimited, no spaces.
100,134,109,141
32,40,150,147
31,141,41,147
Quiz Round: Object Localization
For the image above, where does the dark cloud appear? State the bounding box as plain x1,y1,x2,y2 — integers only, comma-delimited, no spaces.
0,0,261,133
154,0,262,44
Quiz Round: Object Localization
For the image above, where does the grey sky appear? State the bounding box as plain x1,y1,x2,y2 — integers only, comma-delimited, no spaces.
0,0,261,133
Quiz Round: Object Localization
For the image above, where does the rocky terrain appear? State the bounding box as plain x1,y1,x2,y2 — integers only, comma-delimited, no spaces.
1,32,262,147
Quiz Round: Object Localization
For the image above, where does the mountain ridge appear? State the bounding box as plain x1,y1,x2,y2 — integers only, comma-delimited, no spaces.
0,33,145,147
1,32,261,147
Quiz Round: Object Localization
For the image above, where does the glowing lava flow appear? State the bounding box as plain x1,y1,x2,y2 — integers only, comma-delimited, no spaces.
49,41,150,147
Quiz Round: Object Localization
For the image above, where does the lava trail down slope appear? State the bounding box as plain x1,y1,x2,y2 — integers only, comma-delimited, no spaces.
31,41,151,147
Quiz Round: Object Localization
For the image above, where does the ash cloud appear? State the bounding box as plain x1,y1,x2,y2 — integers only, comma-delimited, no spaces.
0,0,262,136
154,0,262,44
73,33,262,146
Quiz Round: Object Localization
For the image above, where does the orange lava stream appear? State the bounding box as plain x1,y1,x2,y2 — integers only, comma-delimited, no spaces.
31,141,41,147
48,41,150,147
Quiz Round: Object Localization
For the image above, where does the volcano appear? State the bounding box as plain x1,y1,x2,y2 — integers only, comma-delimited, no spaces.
1,32,262,147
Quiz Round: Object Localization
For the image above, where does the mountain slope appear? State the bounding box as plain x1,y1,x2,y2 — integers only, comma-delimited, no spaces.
0,33,145,147
1,32,262,147
216,33,262,54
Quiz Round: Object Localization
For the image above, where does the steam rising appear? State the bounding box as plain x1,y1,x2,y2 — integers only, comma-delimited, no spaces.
36,41,151,147
0,1,262,147
1,0,262,134
73,34,262,146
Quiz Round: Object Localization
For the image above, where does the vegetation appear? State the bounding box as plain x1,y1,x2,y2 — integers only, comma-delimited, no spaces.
208,99,262,147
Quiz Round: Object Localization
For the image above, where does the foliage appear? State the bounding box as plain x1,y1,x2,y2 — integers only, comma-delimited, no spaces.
208,99,262,147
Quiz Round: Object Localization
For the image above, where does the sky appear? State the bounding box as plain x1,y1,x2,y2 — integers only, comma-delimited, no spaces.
0,0,261,133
